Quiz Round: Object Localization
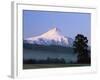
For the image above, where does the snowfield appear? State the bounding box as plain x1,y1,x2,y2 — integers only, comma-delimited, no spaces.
24,27,73,47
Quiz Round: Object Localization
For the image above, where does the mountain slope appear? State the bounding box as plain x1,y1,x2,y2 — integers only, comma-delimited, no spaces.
24,27,73,47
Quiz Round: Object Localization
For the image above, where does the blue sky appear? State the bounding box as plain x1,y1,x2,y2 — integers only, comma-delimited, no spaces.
23,10,91,45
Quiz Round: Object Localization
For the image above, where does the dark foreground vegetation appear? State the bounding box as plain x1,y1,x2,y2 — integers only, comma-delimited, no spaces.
23,57,90,69
73,34,91,64
23,58,66,64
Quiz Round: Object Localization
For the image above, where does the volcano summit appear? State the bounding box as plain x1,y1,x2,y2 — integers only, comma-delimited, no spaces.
24,27,73,47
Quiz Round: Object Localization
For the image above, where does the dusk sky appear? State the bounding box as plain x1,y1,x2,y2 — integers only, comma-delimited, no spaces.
23,10,91,45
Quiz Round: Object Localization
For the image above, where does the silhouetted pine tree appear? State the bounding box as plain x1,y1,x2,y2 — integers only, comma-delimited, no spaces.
73,34,90,64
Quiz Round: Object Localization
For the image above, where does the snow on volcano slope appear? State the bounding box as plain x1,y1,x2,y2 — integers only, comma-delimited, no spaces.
24,27,73,47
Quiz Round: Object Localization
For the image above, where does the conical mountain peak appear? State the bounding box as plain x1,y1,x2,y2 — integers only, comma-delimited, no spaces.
42,27,62,37
25,27,73,47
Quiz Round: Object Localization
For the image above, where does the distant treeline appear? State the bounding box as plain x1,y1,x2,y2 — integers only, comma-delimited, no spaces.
23,58,67,64
23,43,74,53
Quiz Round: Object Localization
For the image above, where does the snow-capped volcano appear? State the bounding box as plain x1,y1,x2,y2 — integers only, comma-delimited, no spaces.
24,27,73,47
